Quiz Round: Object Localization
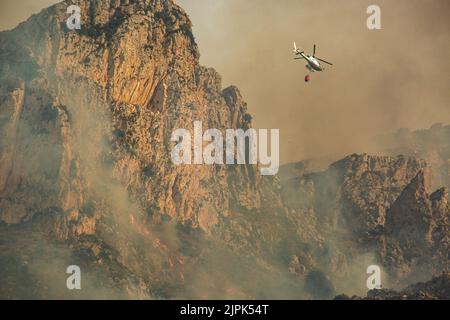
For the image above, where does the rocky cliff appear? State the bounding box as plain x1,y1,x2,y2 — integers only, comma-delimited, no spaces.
0,0,448,299
279,154,449,294
0,0,268,231
0,0,297,299
376,124,450,189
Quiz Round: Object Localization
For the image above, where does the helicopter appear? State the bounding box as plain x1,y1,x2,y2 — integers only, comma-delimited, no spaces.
293,42,333,74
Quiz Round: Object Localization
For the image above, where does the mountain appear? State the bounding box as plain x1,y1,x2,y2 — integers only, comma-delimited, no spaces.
375,124,450,189
0,0,448,299
279,154,449,293
0,0,297,299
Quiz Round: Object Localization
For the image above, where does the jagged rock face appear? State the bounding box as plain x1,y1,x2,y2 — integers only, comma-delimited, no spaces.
376,124,450,189
382,172,449,281
282,154,428,241
0,0,266,232
280,154,449,290
0,0,302,299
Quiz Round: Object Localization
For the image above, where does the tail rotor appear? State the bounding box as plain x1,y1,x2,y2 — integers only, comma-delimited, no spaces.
293,42,304,56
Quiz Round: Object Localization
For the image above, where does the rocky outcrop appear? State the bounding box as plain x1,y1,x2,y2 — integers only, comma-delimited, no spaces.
336,272,450,300
381,172,449,282
316,154,427,239
0,0,268,232
280,154,449,291
376,123,450,189
281,154,429,241
0,0,291,299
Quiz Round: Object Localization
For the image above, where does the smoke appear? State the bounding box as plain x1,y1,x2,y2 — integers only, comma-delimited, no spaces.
2,0,449,164
178,0,450,163
0,0,60,31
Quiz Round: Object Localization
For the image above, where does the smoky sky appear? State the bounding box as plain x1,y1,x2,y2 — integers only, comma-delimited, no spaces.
2,0,450,163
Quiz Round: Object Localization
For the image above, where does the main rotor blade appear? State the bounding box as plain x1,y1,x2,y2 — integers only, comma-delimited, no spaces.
313,44,316,56
317,57,333,65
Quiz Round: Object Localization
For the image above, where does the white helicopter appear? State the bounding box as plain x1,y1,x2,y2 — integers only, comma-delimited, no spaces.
293,42,333,73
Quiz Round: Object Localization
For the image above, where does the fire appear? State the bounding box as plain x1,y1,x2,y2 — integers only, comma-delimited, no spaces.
129,214,186,276
153,238,169,253
129,214,150,236
177,256,185,265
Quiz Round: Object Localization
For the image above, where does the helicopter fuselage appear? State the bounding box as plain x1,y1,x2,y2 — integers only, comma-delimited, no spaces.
299,53,323,72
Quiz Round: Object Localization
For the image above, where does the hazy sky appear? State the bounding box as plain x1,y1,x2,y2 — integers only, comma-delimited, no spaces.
2,0,450,163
